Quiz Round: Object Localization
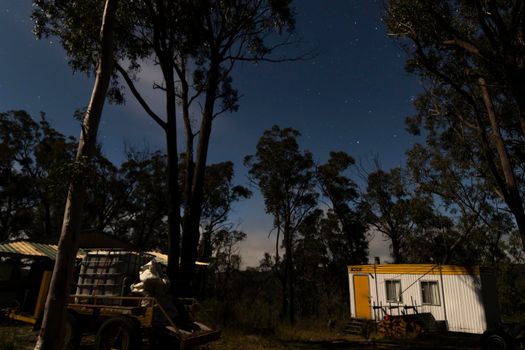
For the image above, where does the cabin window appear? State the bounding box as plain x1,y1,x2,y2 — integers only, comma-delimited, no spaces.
421,281,440,305
385,280,402,303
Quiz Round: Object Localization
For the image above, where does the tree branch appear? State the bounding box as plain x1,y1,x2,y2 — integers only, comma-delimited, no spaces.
116,63,167,129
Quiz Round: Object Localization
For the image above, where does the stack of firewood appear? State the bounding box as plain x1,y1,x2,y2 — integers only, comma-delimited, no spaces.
376,317,410,337
376,316,424,337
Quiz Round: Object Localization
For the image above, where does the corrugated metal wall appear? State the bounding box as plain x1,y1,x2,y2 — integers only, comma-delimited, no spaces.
441,274,486,333
348,269,487,334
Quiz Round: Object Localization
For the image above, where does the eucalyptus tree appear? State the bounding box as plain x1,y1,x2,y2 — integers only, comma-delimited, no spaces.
30,116,77,238
0,110,130,242
386,0,525,252
245,125,318,324
316,151,368,265
0,111,89,241
193,160,251,297
82,150,130,234
293,209,328,318
34,0,118,349
362,167,440,263
33,0,298,292
0,111,42,240
107,150,169,250
198,161,251,265
407,143,514,265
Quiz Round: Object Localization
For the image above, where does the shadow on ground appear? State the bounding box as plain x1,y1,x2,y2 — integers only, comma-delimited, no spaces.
0,324,481,350
279,333,480,349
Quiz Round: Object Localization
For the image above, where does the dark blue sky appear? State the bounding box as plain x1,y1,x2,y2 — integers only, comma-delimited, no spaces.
0,1,421,265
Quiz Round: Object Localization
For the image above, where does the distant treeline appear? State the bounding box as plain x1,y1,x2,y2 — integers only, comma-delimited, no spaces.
1,110,523,325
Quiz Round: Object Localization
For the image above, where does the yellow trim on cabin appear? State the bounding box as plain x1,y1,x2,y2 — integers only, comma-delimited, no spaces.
347,264,480,275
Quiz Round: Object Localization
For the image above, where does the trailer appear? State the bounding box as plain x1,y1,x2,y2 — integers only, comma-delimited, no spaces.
0,242,220,349
347,263,500,334
64,295,219,349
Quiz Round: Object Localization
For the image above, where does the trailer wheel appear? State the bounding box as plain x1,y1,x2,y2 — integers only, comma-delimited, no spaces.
481,330,513,350
95,317,140,350
64,312,82,350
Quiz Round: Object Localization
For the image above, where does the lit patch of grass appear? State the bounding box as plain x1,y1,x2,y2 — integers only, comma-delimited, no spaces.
277,324,337,342
0,331,18,350
200,321,364,350
276,320,364,344
199,330,286,350
0,325,37,350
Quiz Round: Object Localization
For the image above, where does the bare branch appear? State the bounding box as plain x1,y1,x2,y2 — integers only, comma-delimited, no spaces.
116,63,167,129
153,82,166,91
443,38,481,56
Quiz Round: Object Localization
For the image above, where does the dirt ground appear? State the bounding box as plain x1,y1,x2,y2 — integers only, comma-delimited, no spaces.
202,331,481,350
0,324,481,349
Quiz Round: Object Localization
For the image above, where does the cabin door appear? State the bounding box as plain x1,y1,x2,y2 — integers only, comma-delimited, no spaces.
353,275,371,319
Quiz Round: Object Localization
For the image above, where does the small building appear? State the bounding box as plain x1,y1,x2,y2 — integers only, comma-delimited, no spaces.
347,264,499,334
0,235,138,323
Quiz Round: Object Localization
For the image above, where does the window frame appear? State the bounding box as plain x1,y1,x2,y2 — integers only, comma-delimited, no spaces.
420,280,441,306
385,279,403,303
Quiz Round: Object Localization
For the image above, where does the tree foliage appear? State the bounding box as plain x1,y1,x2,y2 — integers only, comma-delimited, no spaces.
245,125,318,324
0,110,129,242
362,168,428,263
33,0,299,293
245,127,371,322
407,143,515,265
35,1,118,348
109,150,169,250
317,151,368,265
0,110,73,240
386,0,525,253
198,161,251,264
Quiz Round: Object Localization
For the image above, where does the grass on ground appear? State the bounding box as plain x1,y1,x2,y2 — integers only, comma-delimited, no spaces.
0,321,481,350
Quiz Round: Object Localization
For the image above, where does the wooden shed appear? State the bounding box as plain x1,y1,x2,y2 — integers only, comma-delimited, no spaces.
347,264,500,334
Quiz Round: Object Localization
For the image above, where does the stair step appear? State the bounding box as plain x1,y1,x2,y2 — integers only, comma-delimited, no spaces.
344,318,369,335
345,325,363,330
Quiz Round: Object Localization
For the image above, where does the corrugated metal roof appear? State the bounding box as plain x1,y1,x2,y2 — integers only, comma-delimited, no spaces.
11,241,45,257
0,241,85,260
33,242,60,259
144,251,208,267
0,242,198,266
147,251,168,265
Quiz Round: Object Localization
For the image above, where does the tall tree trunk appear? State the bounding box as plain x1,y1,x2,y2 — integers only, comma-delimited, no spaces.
285,229,295,324
180,76,194,294
280,263,289,321
164,65,181,293
179,59,220,295
390,234,403,264
503,63,525,139
197,227,212,298
180,72,194,233
479,77,525,252
34,1,117,349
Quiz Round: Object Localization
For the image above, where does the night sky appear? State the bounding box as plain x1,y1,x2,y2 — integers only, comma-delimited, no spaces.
0,1,422,266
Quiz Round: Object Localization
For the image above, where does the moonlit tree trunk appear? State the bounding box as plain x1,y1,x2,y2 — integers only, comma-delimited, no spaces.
34,1,117,349
179,60,220,296
478,77,525,253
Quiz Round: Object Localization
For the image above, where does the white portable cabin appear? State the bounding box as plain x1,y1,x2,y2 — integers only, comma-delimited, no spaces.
347,264,499,334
